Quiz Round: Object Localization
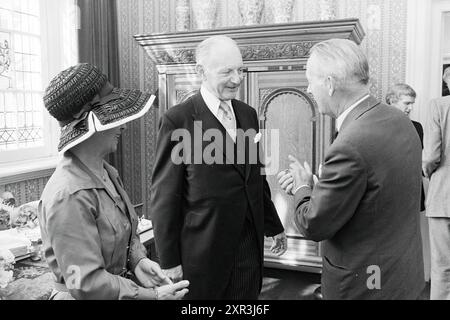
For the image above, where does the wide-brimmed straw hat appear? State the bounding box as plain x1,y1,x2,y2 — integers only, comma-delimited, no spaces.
43,63,155,153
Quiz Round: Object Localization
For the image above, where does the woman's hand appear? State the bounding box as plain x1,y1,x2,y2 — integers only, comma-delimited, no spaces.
137,280,190,300
134,258,172,288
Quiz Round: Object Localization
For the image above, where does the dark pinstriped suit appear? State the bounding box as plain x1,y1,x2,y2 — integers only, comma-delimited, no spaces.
150,92,284,299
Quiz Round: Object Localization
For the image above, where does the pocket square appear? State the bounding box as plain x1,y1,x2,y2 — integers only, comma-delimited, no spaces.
254,132,262,144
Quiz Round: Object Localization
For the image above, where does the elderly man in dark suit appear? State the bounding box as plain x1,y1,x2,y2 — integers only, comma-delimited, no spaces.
278,39,425,300
150,35,286,300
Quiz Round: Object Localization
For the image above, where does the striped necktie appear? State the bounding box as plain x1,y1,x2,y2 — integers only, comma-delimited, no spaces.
218,101,236,142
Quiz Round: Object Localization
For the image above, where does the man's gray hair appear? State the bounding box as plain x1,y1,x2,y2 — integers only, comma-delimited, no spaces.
195,35,239,66
443,66,450,82
309,38,370,86
385,83,416,105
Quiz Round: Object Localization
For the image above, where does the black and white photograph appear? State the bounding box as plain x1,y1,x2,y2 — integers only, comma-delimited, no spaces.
1,0,450,310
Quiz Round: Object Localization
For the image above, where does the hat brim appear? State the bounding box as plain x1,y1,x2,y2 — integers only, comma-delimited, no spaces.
58,89,155,154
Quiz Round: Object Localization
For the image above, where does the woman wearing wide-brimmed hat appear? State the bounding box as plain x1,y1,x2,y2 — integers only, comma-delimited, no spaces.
38,63,189,300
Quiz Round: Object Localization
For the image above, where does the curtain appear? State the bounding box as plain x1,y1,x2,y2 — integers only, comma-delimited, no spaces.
77,0,122,171
77,0,120,85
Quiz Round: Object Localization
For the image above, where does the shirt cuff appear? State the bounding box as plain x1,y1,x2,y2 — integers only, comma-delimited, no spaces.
293,184,312,195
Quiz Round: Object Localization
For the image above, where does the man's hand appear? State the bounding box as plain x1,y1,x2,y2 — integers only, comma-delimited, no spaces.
156,280,190,300
134,258,173,288
270,232,288,256
288,155,314,192
277,169,295,195
278,157,318,196
163,265,183,283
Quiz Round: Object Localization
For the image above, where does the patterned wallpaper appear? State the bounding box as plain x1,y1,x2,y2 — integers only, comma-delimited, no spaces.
116,0,408,217
0,176,51,206
217,0,408,101
0,0,408,213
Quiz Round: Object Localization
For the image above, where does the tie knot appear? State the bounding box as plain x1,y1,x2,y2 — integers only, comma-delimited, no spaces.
219,101,232,120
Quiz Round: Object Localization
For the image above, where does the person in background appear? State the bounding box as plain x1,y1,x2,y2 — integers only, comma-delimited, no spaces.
443,67,450,97
278,39,424,299
423,66,450,300
38,63,189,300
150,35,287,300
386,83,425,212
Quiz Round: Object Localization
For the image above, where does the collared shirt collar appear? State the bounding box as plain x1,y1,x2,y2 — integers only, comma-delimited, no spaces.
200,85,235,119
336,94,371,132
54,151,117,195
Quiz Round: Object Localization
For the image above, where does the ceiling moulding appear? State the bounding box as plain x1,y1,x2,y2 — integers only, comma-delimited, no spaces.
134,19,365,65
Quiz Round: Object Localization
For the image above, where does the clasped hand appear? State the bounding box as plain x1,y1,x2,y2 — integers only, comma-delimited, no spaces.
134,258,189,300
278,155,319,195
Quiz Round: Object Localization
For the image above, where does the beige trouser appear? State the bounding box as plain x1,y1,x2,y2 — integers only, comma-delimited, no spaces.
429,217,450,300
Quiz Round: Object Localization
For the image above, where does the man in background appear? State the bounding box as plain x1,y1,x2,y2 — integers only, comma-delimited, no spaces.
423,66,450,299
443,67,450,97
386,83,425,212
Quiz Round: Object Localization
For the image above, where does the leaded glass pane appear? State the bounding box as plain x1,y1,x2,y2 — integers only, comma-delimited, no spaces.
33,112,42,126
0,0,43,150
17,111,24,127
16,92,24,111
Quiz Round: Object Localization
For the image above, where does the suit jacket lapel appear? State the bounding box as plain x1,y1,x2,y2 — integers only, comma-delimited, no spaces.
232,99,253,183
191,93,246,179
340,96,381,133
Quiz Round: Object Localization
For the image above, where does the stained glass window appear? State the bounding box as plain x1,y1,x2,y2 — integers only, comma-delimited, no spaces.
0,0,44,150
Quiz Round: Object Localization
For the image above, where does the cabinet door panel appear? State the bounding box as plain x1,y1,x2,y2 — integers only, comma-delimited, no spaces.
250,71,329,271
169,72,202,108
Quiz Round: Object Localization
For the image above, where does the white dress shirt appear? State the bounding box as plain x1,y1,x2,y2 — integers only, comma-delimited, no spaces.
336,94,371,132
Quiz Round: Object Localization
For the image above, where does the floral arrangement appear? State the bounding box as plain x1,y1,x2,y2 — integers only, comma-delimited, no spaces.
0,249,15,289
12,202,39,229
1,192,40,230
0,200,13,231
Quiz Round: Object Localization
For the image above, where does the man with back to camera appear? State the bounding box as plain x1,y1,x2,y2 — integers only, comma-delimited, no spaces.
150,35,287,300
278,39,425,300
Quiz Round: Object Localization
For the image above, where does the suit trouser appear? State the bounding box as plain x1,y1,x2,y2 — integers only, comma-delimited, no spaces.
429,217,450,300
223,217,261,300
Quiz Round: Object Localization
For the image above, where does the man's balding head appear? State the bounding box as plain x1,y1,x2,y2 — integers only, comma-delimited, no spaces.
195,36,244,101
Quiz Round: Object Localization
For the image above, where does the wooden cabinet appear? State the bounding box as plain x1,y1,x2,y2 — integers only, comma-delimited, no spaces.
135,19,365,273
